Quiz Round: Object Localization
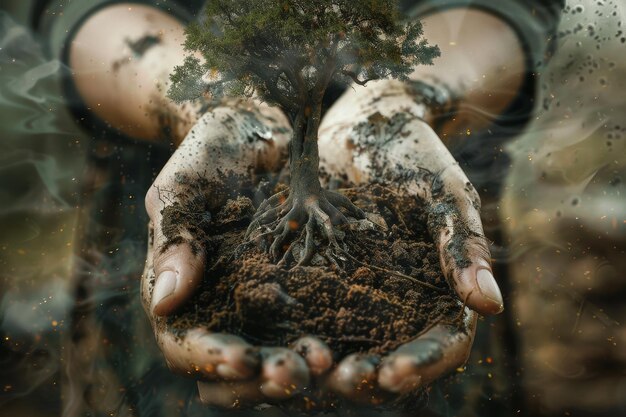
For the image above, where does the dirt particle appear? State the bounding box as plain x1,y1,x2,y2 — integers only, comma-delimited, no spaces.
126,33,162,57
165,180,463,360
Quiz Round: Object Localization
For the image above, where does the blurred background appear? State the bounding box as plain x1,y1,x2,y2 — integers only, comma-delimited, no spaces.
0,0,624,416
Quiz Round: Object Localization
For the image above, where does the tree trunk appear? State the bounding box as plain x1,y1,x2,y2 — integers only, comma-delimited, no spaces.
289,103,323,203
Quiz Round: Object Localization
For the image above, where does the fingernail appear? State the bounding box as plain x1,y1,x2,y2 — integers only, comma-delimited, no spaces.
260,380,294,399
151,270,177,314
476,268,504,313
216,364,247,380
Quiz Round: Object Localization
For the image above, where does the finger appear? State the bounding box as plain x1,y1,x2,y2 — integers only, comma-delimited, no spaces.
197,347,312,408
151,244,205,316
291,336,334,376
143,226,260,381
144,173,206,317
378,309,477,393
141,223,157,316
144,106,291,316
197,380,264,409
259,348,310,399
328,353,385,405
431,166,504,315
143,231,261,382
141,228,206,326
320,104,503,315
158,329,260,381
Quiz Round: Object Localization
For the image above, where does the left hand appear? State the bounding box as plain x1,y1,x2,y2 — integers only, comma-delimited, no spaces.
315,78,503,405
141,102,332,408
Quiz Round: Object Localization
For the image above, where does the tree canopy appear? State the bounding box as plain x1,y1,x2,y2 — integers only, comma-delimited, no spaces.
169,0,440,113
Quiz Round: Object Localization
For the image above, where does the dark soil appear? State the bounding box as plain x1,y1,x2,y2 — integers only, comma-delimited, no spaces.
163,176,463,358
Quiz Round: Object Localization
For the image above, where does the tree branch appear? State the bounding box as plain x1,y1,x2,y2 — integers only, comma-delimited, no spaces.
281,66,307,102
339,69,379,86
311,37,339,102
263,76,298,110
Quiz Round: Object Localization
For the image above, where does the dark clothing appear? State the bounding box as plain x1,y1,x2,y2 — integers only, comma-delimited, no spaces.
401,0,564,68
33,0,563,132
34,0,565,71
404,0,564,127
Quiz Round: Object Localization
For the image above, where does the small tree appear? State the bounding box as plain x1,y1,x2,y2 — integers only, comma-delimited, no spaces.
170,0,439,265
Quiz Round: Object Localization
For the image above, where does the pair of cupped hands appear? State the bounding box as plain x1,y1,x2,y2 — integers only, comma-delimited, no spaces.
141,80,504,411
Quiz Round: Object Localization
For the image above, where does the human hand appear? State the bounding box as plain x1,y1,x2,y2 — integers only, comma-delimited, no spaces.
141,102,334,408
315,79,503,405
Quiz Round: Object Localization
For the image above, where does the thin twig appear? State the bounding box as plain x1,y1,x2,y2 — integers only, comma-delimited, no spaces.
433,293,472,333
320,335,379,345
338,248,444,292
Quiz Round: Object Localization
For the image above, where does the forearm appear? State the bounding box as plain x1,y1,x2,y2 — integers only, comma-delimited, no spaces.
411,8,526,118
328,8,526,140
68,4,199,144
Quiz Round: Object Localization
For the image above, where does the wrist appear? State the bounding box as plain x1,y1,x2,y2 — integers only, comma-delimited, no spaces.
333,79,430,123
401,77,465,145
337,78,455,129
403,77,458,127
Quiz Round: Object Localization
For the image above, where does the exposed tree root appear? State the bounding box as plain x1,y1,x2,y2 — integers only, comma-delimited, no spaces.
244,189,365,267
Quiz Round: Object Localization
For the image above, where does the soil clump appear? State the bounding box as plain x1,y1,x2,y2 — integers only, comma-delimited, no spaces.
163,176,463,358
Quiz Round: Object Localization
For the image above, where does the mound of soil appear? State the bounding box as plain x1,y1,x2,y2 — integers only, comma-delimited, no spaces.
162,176,463,358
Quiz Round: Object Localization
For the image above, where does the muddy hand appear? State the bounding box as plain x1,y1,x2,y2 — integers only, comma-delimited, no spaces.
377,309,476,394
141,102,312,404
319,79,503,315
318,79,502,403
326,309,476,406
197,336,334,408
145,225,332,407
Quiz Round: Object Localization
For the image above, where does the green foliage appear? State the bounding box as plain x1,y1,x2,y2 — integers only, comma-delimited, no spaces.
169,0,439,112
168,55,207,102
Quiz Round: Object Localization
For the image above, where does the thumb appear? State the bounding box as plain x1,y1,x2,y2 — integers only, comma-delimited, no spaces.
141,105,291,317
145,185,205,317
429,167,504,316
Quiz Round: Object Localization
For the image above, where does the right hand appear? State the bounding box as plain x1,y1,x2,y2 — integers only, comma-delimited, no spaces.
141,102,333,408
317,79,502,406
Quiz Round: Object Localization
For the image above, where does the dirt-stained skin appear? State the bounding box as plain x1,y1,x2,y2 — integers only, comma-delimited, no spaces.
142,78,500,411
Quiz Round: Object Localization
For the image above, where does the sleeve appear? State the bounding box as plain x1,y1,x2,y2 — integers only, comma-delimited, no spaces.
36,0,204,62
400,0,564,129
399,0,565,74
29,0,204,140
396,0,565,201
